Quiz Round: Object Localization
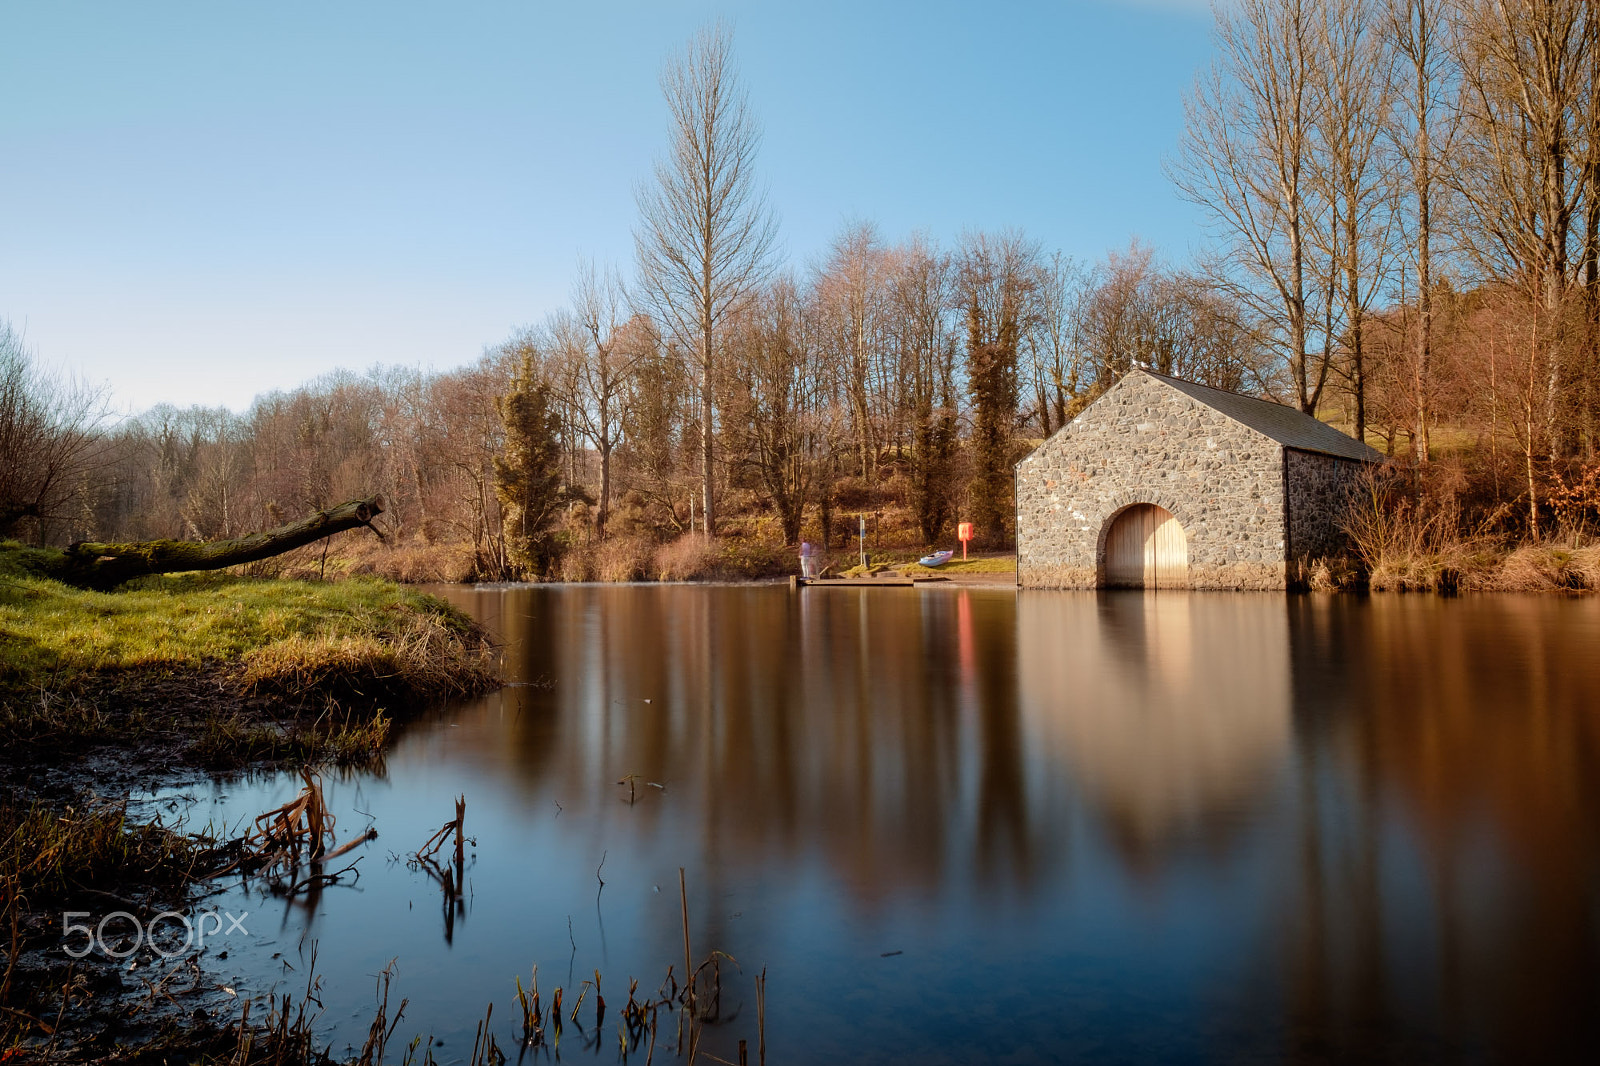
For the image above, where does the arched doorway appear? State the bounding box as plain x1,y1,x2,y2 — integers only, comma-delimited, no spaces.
1103,504,1188,589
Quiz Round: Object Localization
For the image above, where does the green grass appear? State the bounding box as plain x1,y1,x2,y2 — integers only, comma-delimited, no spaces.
895,555,1018,575
0,541,489,696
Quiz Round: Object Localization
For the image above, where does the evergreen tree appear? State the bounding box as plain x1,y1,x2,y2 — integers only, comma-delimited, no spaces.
960,232,1035,549
966,301,1019,547
494,356,566,577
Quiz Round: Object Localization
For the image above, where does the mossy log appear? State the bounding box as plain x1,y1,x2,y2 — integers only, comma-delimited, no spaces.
52,496,385,589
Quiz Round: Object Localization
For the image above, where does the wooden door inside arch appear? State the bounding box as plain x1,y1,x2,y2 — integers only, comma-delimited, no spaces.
1103,504,1189,589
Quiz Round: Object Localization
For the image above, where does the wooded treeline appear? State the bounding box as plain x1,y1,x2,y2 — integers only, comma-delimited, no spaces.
2,229,1257,575
6,2,1600,578
1178,0,1600,538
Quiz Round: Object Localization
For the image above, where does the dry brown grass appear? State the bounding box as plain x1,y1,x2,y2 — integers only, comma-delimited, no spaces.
1570,545,1600,587
239,612,496,701
1476,545,1597,591
1343,466,1498,591
0,798,201,904
1340,468,1600,592
596,535,656,582
653,534,722,581
267,535,479,584
187,709,392,770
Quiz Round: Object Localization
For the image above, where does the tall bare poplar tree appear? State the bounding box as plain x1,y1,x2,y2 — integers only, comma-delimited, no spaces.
635,21,778,536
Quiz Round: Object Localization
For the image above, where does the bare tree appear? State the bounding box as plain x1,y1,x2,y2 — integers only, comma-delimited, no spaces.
0,320,107,543
1083,241,1174,380
1453,0,1590,309
617,325,697,533
550,262,642,539
634,21,778,535
1385,0,1459,463
1025,250,1090,435
1172,0,1334,415
1082,242,1267,393
1452,0,1592,529
1581,0,1600,456
886,236,960,540
813,221,893,479
1309,0,1398,445
724,277,823,541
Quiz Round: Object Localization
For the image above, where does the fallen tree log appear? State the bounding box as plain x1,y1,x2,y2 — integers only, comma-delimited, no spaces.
48,496,385,589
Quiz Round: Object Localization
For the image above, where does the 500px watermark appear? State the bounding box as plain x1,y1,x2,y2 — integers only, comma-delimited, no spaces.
62,910,249,959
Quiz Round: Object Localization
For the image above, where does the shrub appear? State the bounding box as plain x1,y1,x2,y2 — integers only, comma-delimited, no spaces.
654,535,720,581
1342,465,1484,591
595,535,655,582
715,539,788,579
832,475,875,509
557,545,595,582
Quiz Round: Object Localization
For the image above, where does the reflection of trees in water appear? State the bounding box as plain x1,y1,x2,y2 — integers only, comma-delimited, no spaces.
428,587,1600,1060
1280,596,1600,1062
436,587,1044,906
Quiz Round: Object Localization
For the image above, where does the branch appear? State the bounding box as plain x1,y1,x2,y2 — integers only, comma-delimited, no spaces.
47,496,386,589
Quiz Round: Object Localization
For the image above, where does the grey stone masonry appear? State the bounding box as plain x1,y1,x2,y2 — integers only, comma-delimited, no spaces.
1015,370,1377,590
1285,448,1364,563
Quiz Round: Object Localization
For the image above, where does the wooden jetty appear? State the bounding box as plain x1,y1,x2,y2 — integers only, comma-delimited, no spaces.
791,575,949,589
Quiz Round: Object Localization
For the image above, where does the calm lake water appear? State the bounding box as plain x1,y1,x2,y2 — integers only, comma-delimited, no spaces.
159,586,1600,1064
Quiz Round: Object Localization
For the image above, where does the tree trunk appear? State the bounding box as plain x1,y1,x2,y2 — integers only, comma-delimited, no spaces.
597,444,612,540
51,496,385,589
701,358,715,536
1414,59,1433,465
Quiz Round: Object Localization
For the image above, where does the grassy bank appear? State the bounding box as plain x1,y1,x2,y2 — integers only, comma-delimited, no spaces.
0,545,488,689
894,555,1017,576
1326,540,1600,593
0,542,498,760
1,545,502,1059
1336,476,1600,593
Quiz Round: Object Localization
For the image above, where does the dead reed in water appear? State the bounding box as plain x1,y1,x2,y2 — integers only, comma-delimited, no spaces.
487,869,762,1064
207,769,376,893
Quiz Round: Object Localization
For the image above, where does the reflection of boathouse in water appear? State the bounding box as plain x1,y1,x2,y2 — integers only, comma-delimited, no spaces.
1019,593,1292,856
1015,369,1380,590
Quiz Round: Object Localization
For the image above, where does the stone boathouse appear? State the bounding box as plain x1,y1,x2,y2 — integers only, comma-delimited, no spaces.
1015,369,1381,590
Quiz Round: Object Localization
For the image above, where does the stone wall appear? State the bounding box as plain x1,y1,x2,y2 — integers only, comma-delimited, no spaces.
1015,371,1288,589
1284,448,1363,564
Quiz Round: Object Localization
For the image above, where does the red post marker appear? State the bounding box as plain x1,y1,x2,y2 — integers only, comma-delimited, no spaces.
957,522,973,560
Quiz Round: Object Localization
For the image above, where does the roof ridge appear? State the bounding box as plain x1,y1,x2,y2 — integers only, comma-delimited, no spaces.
1131,368,1381,463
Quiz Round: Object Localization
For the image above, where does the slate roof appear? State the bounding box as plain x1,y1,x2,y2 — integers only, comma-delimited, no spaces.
1138,369,1383,463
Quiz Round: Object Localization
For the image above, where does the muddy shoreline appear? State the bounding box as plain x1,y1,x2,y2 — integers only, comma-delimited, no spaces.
1,667,476,1063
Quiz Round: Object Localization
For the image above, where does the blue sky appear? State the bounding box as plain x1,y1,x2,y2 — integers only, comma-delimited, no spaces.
0,1,1216,414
